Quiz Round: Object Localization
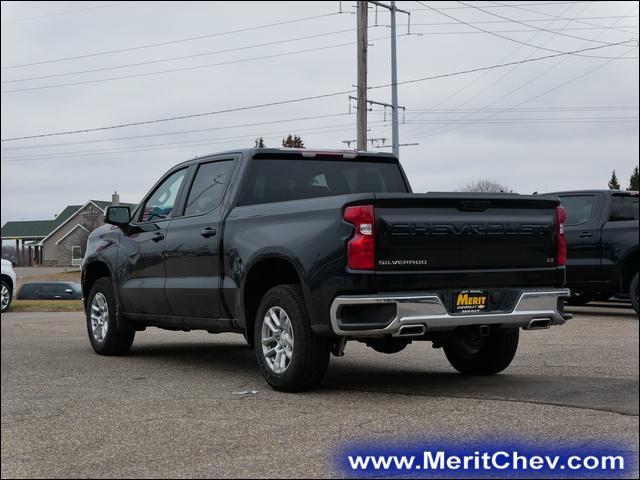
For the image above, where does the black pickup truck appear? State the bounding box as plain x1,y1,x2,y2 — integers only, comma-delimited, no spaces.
82,148,571,391
551,190,639,312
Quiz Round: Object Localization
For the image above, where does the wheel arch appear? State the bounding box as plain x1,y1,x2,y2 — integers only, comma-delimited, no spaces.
240,255,306,344
82,261,113,309
1,274,14,292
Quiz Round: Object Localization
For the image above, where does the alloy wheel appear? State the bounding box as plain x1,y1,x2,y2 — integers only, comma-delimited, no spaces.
261,306,294,373
1,284,9,311
90,292,109,342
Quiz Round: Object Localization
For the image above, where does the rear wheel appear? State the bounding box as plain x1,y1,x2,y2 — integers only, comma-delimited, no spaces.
254,285,330,392
86,277,135,355
630,272,639,315
444,327,519,375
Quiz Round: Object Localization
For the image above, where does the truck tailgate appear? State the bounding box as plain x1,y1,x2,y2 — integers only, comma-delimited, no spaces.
375,193,560,271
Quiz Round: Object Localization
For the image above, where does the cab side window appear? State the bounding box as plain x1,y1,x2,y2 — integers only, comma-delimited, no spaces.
560,195,596,226
184,160,233,216
140,169,187,223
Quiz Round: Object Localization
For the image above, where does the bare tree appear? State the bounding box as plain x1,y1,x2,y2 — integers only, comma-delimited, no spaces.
458,179,513,193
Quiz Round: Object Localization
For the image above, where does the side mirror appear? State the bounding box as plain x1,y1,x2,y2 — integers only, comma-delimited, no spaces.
105,205,131,227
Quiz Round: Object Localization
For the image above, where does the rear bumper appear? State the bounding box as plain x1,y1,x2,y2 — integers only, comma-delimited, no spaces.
329,288,572,338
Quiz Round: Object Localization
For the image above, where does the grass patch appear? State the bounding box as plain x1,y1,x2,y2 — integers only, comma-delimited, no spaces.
9,300,84,313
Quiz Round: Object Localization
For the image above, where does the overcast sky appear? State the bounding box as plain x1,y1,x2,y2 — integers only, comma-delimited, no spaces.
1,0,638,225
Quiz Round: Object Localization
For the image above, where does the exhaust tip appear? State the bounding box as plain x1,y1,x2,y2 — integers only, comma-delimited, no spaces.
397,325,427,337
525,318,551,330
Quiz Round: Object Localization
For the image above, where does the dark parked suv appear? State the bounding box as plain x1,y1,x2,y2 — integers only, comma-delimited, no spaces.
17,282,83,300
82,148,571,391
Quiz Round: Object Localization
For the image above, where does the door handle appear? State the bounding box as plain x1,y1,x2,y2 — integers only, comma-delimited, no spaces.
200,227,217,238
152,232,165,242
579,232,594,238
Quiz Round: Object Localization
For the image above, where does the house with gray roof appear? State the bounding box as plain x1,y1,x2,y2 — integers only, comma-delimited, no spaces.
1,193,135,266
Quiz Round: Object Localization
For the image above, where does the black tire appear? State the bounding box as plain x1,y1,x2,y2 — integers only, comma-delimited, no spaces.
254,285,330,392
444,327,519,375
630,272,639,315
565,294,594,306
1,280,12,313
86,277,135,355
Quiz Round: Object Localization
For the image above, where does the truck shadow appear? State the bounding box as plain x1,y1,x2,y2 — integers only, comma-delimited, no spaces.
324,367,638,416
126,341,638,416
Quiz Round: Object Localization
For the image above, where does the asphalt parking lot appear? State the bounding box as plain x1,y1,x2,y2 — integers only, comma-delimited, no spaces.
1,303,638,478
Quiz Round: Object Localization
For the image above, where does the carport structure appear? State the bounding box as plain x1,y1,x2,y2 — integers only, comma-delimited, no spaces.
0,220,51,266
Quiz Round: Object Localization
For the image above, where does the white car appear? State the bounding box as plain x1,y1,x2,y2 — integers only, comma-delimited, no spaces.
1,259,17,313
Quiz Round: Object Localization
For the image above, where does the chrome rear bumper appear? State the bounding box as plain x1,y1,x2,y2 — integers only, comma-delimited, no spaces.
329,289,571,338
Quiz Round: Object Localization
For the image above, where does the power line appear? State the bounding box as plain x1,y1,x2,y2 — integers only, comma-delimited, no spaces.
13,18,633,85
0,112,360,151
409,25,639,35
404,0,590,139
408,15,639,27
455,1,636,45
407,4,640,139
0,12,345,70
373,40,637,89
488,2,638,35
1,36,379,93
408,1,592,11
414,1,638,59
402,0,581,139
408,44,639,139
0,121,392,163
1,1,129,24
2,40,634,143
0,28,361,85
406,105,639,113
4,106,631,152
405,116,639,122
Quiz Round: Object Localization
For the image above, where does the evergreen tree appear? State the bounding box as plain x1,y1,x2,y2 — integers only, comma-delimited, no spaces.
254,137,265,148
608,170,621,190
628,166,639,191
282,134,305,148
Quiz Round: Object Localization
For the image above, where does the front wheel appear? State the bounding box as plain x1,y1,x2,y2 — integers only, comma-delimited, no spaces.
630,272,639,315
444,327,519,375
86,277,135,355
254,285,330,392
1,280,12,313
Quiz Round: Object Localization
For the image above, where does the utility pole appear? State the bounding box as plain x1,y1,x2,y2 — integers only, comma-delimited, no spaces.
390,0,399,158
365,1,409,157
356,0,368,151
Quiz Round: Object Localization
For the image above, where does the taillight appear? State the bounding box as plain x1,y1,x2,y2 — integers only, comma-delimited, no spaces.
344,205,375,270
556,206,567,266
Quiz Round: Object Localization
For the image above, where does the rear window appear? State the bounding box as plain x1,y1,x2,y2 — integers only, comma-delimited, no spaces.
610,195,639,220
240,159,408,205
559,195,597,225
